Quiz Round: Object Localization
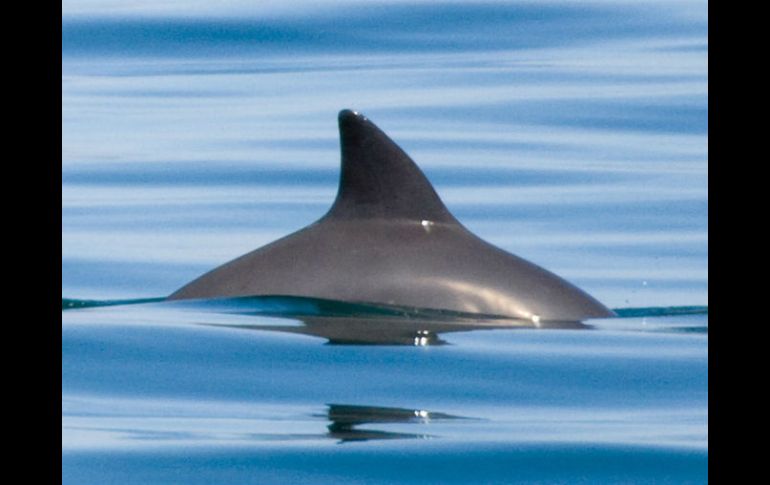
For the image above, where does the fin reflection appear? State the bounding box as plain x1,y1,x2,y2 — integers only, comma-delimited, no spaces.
176,295,589,345
204,314,589,346
64,402,471,446
324,404,468,443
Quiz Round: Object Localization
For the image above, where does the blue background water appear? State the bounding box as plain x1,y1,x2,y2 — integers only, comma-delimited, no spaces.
62,1,708,483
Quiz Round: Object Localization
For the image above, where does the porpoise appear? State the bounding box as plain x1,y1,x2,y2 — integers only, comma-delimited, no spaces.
169,110,615,323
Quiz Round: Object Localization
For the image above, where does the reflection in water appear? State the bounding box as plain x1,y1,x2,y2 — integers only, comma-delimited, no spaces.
324,404,467,443
203,314,589,346
187,295,590,345
64,403,470,446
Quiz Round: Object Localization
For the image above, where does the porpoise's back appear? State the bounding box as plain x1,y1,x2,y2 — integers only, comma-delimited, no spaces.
168,110,615,322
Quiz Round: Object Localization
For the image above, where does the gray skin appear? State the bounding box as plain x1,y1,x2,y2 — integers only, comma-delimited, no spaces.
169,110,615,323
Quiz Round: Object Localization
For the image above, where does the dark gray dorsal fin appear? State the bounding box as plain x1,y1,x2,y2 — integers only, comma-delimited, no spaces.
323,110,457,223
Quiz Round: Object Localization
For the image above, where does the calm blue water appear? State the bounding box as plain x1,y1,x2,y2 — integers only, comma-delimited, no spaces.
62,1,708,483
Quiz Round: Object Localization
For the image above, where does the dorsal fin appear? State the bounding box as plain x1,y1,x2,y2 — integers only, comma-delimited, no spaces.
322,110,457,223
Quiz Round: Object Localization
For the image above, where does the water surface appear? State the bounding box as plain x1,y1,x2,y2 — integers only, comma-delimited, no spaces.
62,1,708,483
